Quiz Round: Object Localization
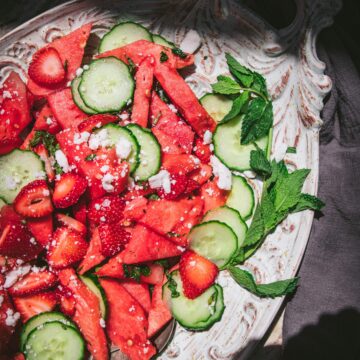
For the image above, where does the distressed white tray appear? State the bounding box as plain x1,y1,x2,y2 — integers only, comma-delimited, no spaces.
0,0,341,358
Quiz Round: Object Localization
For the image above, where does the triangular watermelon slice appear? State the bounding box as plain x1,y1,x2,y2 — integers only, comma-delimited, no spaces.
96,251,125,279
33,103,61,134
122,281,151,313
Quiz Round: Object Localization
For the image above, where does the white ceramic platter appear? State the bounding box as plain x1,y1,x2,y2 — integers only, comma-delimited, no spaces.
0,0,341,358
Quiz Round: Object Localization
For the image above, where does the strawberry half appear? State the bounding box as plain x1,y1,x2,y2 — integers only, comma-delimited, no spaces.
179,250,219,299
47,227,88,269
13,291,57,322
33,144,55,182
88,195,125,225
8,270,57,297
56,285,76,317
27,215,53,247
77,114,118,133
56,213,87,237
157,173,188,200
52,173,87,208
72,195,87,224
28,47,66,86
98,223,130,257
14,180,53,218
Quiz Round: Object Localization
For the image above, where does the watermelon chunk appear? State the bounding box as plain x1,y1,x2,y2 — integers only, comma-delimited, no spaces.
201,179,229,213
99,278,156,360
154,63,216,137
48,88,87,129
96,251,125,279
131,57,154,127
122,225,183,264
122,281,151,313
33,103,61,134
189,164,212,185
123,196,148,221
140,263,164,285
161,153,199,175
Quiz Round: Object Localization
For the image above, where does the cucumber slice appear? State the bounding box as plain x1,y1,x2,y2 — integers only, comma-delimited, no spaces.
99,22,153,53
126,124,161,181
80,275,107,319
163,271,224,331
152,34,175,49
71,76,97,115
213,115,268,171
188,221,238,268
20,311,76,351
0,197,6,209
226,175,254,220
200,94,233,123
203,206,247,248
24,321,85,360
79,57,134,113
94,123,140,174
0,149,45,203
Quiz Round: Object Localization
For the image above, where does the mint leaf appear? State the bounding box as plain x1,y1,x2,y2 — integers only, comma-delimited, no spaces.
250,146,271,177
225,53,254,87
228,266,299,298
160,51,168,63
171,47,187,59
292,193,325,213
85,154,96,161
252,72,268,98
221,91,250,123
166,271,180,298
211,75,241,95
123,264,151,282
241,98,273,145
286,146,296,154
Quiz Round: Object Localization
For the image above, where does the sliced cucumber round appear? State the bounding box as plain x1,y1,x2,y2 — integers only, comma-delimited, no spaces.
79,57,134,113
203,206,247,248
152,34,175,49
226,175,254,220
213,115,268,171
20,311,76,351
200,93,233,123
0,197,6,209
0,149,45,203
94,123,140,174
99,21,153,53
163,271,224,331
80,274,107,319
24,321,85,360
71,76,97,115
188,221,238,268
126,124,161,181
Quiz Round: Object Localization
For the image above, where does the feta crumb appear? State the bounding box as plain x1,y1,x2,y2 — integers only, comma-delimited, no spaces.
168,104,178,113
73,131,90,145
46,117,53,125
115,138,132,159
2,90,12,99
209,144,214,152
119,113,129,121
100,165,109,173
210,155,232,190
180,29,202,54
75,67,84,77
99,318,106,328
5,309,20,327
88,129,110,150
203,130,212,144
4,264,31,288
102,199,111,207
148,170,171,194
95,203,101,210
102,173,115,192
55,150,70,173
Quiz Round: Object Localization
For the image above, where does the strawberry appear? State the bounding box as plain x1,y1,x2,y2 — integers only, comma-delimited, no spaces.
193,136,212,164
72,195,87,224
8,270,57,297
77,114,118,133
33,103,61,135
28,47,66,86
189,164,212,185
13,292,57,322
0,287,18,353
56,285,76,317
33,144,55,182
98,223,130,257
47,227,88,269
13,180,53,218
0,138,22,155
179,250,219,299
88,195,125,225
52,173,87,208
26,215,53,247
184,178,201,195
157,173,188,200
56,213,86,237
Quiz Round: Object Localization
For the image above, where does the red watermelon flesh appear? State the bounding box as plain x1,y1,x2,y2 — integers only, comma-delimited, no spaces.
96,251,125,279
33,103,61,134
200,179,229,213
122,281,151,313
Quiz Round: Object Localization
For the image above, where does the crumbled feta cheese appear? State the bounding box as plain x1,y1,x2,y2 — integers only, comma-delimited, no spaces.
180,29,202,54
88,129,110,150
95,203,101,210
102,173,114,192
73,131,90,144
99,318,106,328
115,138,132,159
83,65,89,70
205,188,214,196
102,199,111,207
210,155,232,190
148,170,171,194
46,117,53,125
2,91,12,99
5,309,20,327
75,67,84,77
55,150,70,173
119,113,129,121
3,264,31,288
203,130,212,145
168,104,178,113
100,165,109,173
209,144,214,152
129,305,135,313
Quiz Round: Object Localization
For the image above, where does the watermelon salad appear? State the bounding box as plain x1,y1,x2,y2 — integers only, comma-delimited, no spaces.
0,21,324,360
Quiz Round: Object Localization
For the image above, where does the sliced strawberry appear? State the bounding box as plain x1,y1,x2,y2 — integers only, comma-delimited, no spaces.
33,103,61,135
179,250,219,299
99,278,156,360
0,287,18,353
28,47,66,86
0,205,22,227
157,172,188,200
14,180,53,218
72,195,87,224
52,173,87,208
98,223,130,257
96,251,125,279
189,164,212,185
88,195,125,225
26,215,53,247
47,227,88,268
194,136,212,164
161,153,199,175
33,144,55,182
55,285,76,317
59,268,109,360
13,353,26,360
78,228,105,275
122,281,151,313
140,263,164,285
0,137,22,155
122,225,184,264
200,179,229,213
8,270,57,297
123,196,148,221
13,291,57,322
77,114,119,133
56,213,86,237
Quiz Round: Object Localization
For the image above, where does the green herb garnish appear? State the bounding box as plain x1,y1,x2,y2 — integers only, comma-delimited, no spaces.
171,47,187,59
85,154,97,161
160,51,169,63
166,271,180,298
123,264,151,282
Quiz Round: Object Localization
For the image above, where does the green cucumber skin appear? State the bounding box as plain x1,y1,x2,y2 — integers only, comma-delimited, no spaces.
71,77,97,115
152,34,175,49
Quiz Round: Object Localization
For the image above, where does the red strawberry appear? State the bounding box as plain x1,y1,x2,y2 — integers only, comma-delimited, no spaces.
179,250,219,299
33,103,61,135
13,291,57,322
33,144,55,182
0,288,18,353
47,227,88,269
0,137,22,155
88,196,125,225
193,136,212,164
77,114,118,133
56,213,86,237
56,285,76,317
8,270,57,297
52,173,87,208
14,180,53,218
28,47,66,86
98,223,130,257
157,173,188,200
189,164,212,185
184,178,201,195
72,195,87,224
26,215,53,247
